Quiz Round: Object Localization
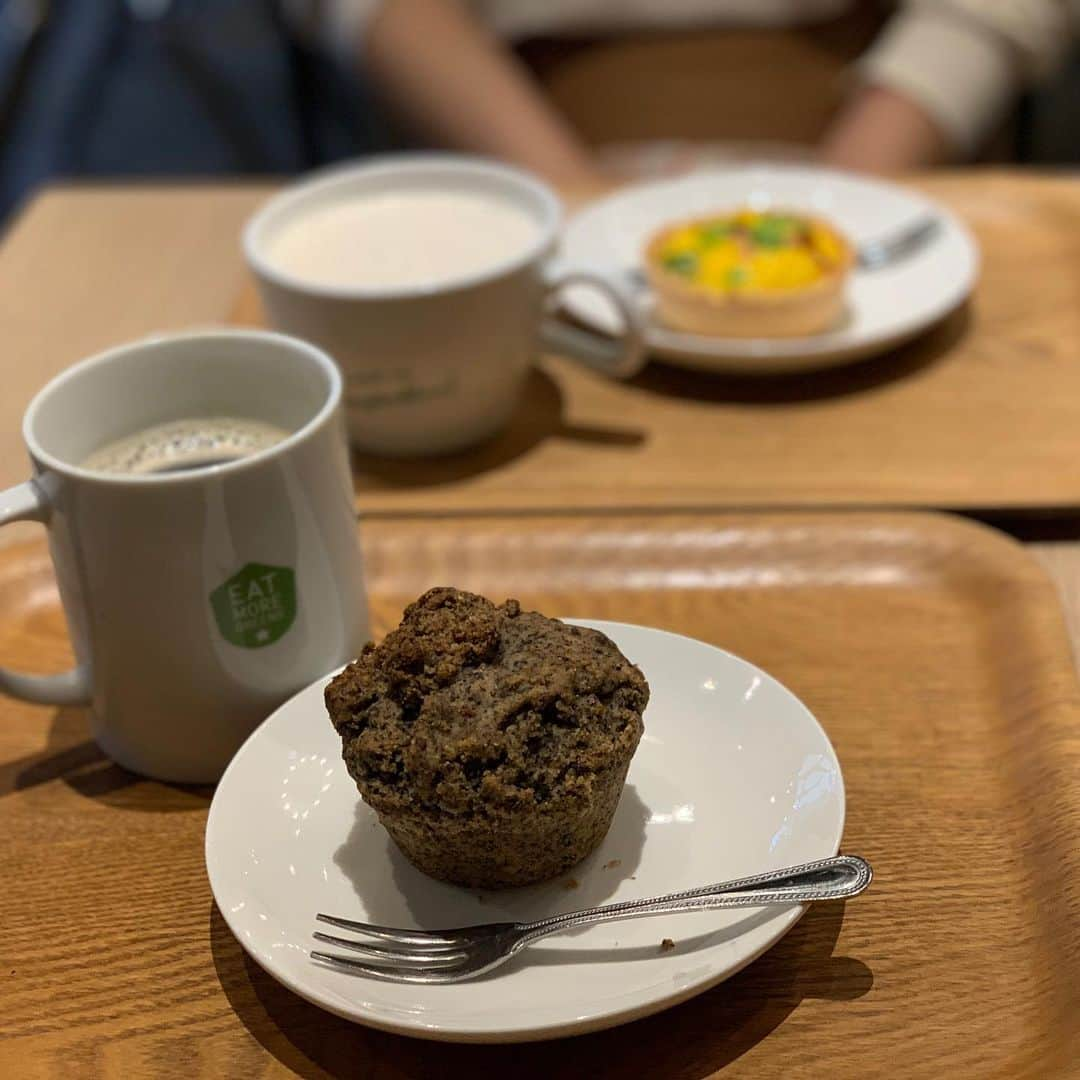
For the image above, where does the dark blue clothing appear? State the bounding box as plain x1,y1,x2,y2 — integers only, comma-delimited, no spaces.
0,0,385,220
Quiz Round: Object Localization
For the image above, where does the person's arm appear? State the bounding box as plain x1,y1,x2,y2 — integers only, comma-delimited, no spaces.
821,84,950,173
361,0,605,190
821,0,1072,173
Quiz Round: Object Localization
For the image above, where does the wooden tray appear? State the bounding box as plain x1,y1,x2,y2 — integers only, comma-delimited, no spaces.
1,512,1079,1078
227,173,1080,517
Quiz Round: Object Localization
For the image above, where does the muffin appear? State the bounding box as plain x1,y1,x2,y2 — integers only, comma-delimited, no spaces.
325,587,648,888
644,208,853,337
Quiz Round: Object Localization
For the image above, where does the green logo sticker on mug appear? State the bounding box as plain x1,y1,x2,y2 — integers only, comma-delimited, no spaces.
210,563,297,648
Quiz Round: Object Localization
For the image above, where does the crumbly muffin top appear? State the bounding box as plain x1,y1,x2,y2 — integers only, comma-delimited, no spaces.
325,587,648,817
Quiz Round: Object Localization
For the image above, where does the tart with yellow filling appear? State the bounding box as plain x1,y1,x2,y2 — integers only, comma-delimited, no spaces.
645,209,853,338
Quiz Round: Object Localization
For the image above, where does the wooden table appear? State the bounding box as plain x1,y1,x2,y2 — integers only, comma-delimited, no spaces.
7,171,1080,513
4,177,1080,1075
2,175,1080,652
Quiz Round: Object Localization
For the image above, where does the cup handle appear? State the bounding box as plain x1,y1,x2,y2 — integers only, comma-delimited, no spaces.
540,258,647,379
0,481,91,706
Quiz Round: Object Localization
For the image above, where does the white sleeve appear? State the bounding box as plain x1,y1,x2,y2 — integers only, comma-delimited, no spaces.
860,0,1074,152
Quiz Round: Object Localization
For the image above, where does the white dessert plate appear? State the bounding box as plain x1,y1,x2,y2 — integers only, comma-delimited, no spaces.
206,620,845,1042
560,165,979,373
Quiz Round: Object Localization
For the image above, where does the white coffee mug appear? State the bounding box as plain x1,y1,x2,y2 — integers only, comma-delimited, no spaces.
0,330,369,783
243,154,646,457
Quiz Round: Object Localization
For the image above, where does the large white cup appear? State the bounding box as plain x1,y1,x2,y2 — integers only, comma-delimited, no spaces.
0,330,369,783
244,154,646,457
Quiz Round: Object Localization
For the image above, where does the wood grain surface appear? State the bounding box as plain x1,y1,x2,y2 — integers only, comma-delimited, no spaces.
0,184,271,545
1032,541,1080,663
3,173,1080,519
1,512,1078,1078
226,171,1080,517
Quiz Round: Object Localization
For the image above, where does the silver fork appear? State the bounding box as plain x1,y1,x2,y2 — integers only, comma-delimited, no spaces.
856,214,941,270
311,853,872,984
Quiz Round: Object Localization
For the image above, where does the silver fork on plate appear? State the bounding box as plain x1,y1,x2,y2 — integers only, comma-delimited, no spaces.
855,214,941,270
311,853,872,984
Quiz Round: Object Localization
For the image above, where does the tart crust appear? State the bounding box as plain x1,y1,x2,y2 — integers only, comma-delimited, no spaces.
645,212,853,338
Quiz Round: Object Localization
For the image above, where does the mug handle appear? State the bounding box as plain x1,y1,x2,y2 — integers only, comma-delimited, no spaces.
0,480,91,705
540,258,647,379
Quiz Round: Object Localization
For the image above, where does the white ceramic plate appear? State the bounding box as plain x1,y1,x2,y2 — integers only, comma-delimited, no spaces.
206,621,845,1043
561,165,979,373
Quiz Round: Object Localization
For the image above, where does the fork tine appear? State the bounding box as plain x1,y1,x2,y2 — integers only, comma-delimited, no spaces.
312,928,465,955
311,951,462,983
311,931,467,967
315,913,465,946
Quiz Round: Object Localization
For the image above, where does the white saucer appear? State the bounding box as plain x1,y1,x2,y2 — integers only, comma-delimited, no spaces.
561,165,979,373
206,621,845,1043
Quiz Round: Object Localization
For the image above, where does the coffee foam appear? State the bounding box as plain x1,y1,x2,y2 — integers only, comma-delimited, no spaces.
264,189,539,290
82,417,290,475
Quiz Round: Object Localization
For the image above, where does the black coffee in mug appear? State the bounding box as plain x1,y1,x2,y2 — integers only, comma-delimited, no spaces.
81,417,289,475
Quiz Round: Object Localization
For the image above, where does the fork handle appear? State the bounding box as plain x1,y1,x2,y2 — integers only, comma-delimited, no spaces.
516,854,871,944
